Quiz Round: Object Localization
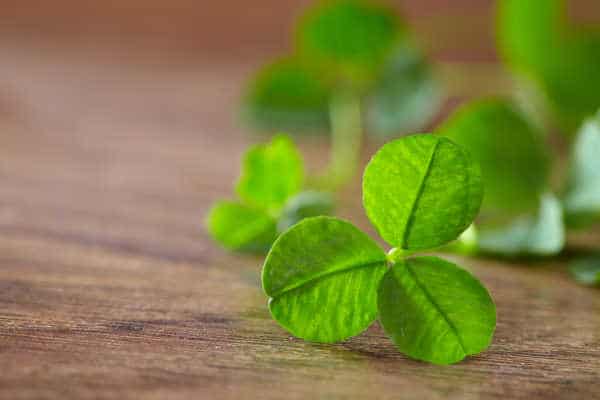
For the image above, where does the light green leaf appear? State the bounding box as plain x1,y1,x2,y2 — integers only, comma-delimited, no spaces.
477,193,564,256
206,201,277,253
295,0,403,84
438,99,549,218
363,134,483,250
497,0,600,132
564,111,600,227
241,58,331,133
277,191,335,233
569,256,600,287
236,135,304,213
378,256,496,365
366,43,441,137
262,217,387,343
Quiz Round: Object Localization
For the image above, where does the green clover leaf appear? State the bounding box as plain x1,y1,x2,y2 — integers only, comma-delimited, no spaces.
363,134,482,250
378,256,496,365
263,217,387,342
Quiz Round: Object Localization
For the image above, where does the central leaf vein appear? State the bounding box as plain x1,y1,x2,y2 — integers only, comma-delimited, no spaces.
405,263,467,355
401,139,439,248
270,259,385,299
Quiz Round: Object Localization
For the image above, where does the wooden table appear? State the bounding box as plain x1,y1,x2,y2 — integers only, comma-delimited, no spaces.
1,43,599,399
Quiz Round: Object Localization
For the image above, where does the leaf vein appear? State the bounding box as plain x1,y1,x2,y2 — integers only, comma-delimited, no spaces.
401,138,439,248
270,259,385,299
405,263,467,355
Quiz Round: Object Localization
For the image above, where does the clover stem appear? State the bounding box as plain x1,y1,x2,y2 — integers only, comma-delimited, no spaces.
312,89,362,190
387,247,415,265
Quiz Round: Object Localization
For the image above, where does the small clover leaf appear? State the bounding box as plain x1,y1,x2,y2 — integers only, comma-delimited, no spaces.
476,193,565,257
236,135,304,214
570,256,600,287
378,256,496,365
363,134,482,250
241,58,332,134
365,43,441,137
563,111,600,228
263,134,495,364
295,0,403,85
207,135,333,253
206,201,277,254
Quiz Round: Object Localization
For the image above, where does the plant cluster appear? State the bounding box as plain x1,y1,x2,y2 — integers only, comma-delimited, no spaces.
241,0,440,187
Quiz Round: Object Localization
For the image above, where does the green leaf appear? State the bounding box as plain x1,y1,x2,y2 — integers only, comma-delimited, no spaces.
438,99,549,218
378,256,496,365
262,216,387,343
236,135,304,213
563,111,600,227
277,191,335,233
296,0,403,84
363,134,483,250
206,201,277,253
497,0,600,132
569,256,600,287
366,43,441,137
477,193,565,256
241,58,331,133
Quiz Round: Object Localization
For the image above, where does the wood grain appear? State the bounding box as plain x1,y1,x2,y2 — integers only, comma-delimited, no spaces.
1,35,600,400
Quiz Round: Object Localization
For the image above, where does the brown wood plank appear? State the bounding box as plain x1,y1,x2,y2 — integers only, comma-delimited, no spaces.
1,14,600,399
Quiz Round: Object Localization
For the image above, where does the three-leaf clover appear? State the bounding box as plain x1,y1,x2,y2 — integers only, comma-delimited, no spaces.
206,135,333,253
438,99,565,256
262,134,496,365
242,0,441,188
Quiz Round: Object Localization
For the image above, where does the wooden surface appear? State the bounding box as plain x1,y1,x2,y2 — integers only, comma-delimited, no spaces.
1,40,600,399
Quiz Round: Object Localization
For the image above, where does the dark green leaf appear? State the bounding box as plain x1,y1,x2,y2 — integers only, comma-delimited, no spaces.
563,111,600,227
296,0,403,84
277,191,335,232
236,135,304,213
241,58,331,133
569,256,600,287
363,134,483,250
366,43,441,137
498,0,600,132
262,217,387,343
206,201,277,253
477,193,564,256
438,99,549,218
378,256,496,365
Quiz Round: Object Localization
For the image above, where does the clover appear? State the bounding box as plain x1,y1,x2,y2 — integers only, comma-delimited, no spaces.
242,0,441,187
262,134,496,364
206,135,333,253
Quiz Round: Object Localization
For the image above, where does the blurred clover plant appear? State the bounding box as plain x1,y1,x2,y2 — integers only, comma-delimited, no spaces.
206,135,333,253
498,0,600,134
263,134,496,365
440,100,600,264
438,99,566,257
242,0,441,188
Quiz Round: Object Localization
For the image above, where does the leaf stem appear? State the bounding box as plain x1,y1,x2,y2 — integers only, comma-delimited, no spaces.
311,89,363,190
387,247,416,265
